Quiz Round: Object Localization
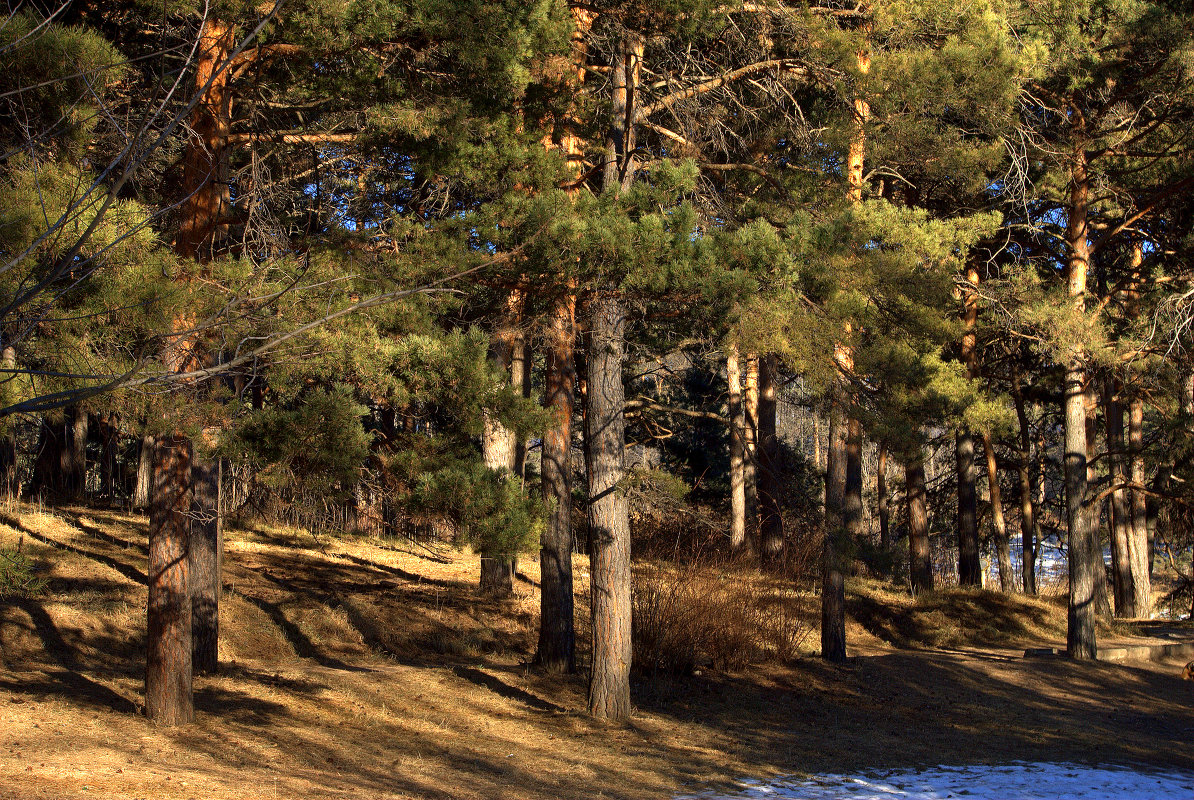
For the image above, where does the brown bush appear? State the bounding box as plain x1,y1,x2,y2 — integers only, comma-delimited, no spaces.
632,562,814,675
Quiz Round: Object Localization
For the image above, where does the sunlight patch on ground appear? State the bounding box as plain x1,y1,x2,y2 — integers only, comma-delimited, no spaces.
678,762,1194,799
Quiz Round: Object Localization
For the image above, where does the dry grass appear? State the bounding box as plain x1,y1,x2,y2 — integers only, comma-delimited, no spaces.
1,503,1192,800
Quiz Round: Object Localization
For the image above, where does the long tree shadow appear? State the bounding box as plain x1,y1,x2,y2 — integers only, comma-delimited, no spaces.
230,589,374,673
59,512,149,554
0,514,146,585
451,665,564,712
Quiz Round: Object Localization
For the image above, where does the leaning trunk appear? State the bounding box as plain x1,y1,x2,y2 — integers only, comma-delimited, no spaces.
147,436,193,725
585,296,632,721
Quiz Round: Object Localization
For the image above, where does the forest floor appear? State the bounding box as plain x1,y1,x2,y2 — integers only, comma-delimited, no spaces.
0,503,1192,800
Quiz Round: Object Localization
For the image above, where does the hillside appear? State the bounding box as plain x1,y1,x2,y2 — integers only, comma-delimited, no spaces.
1,506,1192,800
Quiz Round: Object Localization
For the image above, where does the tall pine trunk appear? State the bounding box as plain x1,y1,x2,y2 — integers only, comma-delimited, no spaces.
726,344,750,556
845,416,864,545
481,315,520,598
758,355,783,564
981,432,1013,592
133,434,154,509
822,374,848,663
743,354,760,527
1063,136,1099,659
585,296,631,721
877,443,890,549
906,451,933,593
1104,380,1134,617
955,429,981,586
537,295,576,673
146,436,193,725
1128,395,1150,617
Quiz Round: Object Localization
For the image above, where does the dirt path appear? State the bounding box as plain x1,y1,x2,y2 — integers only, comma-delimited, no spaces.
2,508,1192,800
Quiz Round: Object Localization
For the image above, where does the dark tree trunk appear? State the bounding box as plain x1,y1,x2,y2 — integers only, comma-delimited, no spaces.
1104,380,1134,617
906,451,933,593
190,457,221,674
1085,377,1112,620
726,344,750,556
1063,137,1098,659
0,346,17,495
537,294,576,673
877,443,890,549
844,415,864,544
585,296,631,721
955,429,981,586
480,557,516,598
981,432,1014,592
147,436,193,725
1013,386,1038,595
758,355,783,564
822,380,848,663
512,329,531,480
133,434,154,509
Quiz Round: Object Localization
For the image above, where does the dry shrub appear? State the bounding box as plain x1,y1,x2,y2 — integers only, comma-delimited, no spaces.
632,562,813,675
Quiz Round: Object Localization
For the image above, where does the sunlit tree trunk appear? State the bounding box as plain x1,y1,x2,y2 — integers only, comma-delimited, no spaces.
1128,395,1150,617
726,344,751,556
1063,135,1098,659
758,354,783,564
956,265,981,587
981,431,1013,592
744,353,760,529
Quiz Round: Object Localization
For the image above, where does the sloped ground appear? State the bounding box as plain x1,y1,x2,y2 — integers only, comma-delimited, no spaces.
1,504,1192,800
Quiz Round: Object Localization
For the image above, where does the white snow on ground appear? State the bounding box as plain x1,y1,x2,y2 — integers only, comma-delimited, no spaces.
676,762,1194,799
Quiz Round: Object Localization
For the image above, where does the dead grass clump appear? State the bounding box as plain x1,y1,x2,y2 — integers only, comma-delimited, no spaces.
632,563,814,675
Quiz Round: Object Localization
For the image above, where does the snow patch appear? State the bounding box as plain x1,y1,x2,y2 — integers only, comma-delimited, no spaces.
677,762,1194,799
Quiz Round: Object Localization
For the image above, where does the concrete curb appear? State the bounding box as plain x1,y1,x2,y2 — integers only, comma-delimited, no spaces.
1023,642,1194,662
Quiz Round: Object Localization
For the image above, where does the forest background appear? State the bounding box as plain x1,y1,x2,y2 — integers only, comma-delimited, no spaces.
2,0,1194,730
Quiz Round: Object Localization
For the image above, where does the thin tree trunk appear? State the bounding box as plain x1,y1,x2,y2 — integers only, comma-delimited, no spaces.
0,346,16,496
1128,395,1151,617
743,353,760,528
1086,373,1112,619
537,293,576,673
147,436,193,725
190,457,221,674
1013,386,1038,595
822,369,849,663
512,330,531,480
981,431,1013,592
906,450,933,593
585,296,632,721
758,354,783,564
726,344,750,556
1063,135,1098,659
1104,379,1134,617
845,416,864,543
877,442,890,548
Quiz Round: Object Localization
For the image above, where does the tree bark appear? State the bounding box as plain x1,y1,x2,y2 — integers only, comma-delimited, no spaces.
0,346,16,496
906,451,933,593
822,373,848,663
1104,379,1134,617
877,442,890,549
845,415,864,544
758,354,783,564
1063,136,1098,659
955,429,981,586
981,431,1013,592
147,436,193,725
190,457,221,674
743,353,760,527
481,320,519,597
133,434,154,509
585,297,632,721
726,344,750,556
1013,387,1038,595
537,293,576,673
1128,394,1151,617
